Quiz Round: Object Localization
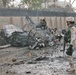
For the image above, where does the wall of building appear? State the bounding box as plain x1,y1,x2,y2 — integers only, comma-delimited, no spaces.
0,16,74,31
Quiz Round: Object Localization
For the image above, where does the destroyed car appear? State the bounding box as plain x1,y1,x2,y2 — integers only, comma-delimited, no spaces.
9,31,30,47
3,24,23,37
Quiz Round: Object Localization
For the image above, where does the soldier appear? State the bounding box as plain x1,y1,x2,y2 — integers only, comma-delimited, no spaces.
65,17,76,73
37,19,47,29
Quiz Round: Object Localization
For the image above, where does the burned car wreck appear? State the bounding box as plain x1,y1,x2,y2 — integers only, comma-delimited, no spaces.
0,14,62,50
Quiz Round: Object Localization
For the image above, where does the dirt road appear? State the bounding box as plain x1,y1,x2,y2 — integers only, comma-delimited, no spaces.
0,47,76,75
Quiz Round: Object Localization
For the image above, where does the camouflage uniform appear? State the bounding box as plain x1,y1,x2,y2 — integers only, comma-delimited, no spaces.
66,25,76,72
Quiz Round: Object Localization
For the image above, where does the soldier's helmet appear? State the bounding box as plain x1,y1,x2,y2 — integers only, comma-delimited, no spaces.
66,17,74,22
66,17,75,25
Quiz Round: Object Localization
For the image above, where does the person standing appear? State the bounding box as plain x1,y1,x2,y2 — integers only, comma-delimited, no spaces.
65,17,76,73
42,19,47,29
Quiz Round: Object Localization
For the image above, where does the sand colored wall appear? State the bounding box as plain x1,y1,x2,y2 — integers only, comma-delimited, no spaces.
0,16,75,30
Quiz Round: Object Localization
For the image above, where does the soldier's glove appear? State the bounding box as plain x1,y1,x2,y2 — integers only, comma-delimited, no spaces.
66,45,73,56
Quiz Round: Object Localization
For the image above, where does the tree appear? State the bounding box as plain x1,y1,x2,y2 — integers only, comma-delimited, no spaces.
0,1,3,7
1,0,12,7
21,0,42,10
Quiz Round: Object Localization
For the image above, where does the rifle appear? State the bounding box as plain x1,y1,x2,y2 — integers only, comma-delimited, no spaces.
63,36,66,57
63,29,71,57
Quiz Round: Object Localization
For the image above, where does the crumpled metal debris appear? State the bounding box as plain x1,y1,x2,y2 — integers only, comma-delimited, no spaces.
0,28,57,49
3,24,23,37
0,35,7,46
35,56,49,61
0,14,63,49
0,30,8,46
9,31,30,47
0,24,23,47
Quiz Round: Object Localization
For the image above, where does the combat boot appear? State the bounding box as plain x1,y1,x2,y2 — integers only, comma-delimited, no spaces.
66,63,75,73
66,68,75,74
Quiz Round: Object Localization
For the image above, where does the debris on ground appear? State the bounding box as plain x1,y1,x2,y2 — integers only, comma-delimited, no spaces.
9,31,30,47
0,44,11,49
35,56,49,61
12,58,17,62
0,44,76,75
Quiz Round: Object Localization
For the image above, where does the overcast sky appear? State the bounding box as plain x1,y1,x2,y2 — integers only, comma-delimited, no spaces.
15,0,76,8
59,0,76,7
15,0,21,3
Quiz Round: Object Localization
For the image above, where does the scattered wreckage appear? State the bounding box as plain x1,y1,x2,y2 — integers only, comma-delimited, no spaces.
0,14,63,49
0,25,52,49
